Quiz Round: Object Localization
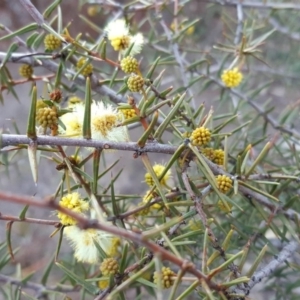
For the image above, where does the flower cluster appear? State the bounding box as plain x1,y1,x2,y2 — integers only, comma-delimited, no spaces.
100,258,119,275
120,56,139,74
216,175,233,193
144,164,171,188
19,64,33,78
76,57,93,76
127,74,144,92
202,148,224,165
120,108,137,119
153,267,176,289
64,226,120,264
190,127,211,146
104,19,144,56
44,34,62,51
59,101,129,142
57,192,89,225
221,68,243,88
217,199,233,213
36,106,58,132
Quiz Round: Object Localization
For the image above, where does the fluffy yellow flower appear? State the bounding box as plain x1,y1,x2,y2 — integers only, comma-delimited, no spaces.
144,164,171,188
59,104,84,137
64,226,121,264
221,68,243,88
90,101,129,142
57,192,89,225
142,190,161,209
59,102,129,143
105,19,144,55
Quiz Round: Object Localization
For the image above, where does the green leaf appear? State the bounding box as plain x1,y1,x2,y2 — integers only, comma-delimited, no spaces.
56,262,100,295
26,85,37,139
146,56,161,79
0,43,19,68
83,77,92,139
40,254,55,285
6,221,14,261
27,141,38,184
18,205,29,220
0,23,39,41
154,93,185,139
43,0,62,18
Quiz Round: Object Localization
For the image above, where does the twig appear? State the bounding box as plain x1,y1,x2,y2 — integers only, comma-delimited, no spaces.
0,190,226,294
234,3,244,45
0,52,126,105
18,0,45,26
241,240,299,295
0,134,176,154
181,172,241,278
2,134,300,223
0,273,78,294
267,16,300,41
0,213,59,226
159,18,196,108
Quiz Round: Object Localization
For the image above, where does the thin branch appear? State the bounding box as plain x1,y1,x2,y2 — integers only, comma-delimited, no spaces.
234,3,244,45
268,16,300,41
1,134,300,222
205,74,300,139
0,213,59,226
0,190,225,294
245,240,299,293
0,273,78,294
18,0,45,26
159,17,196,108
0,52,126,105
0,134,176,154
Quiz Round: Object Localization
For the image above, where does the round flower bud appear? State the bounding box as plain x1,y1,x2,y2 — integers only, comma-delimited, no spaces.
221,68,243,88
19,64,33,79
181,131,191,138
153,267,176,289
217,199,232,213
36,106,58,129
87,5,99,16
98,278,109,290
49,89,63,103
190,127,211,146
120,56,138,74
121,108,136,119
36,99,47,110
214,149,224,165
202,147,215,161
127,74,144,92
144,164,171,188
135,201,151,216
188,219,202,231
44,34,62,51
76,57,93,77
143,190,161,210
100,258,119,276
216,175,233,193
